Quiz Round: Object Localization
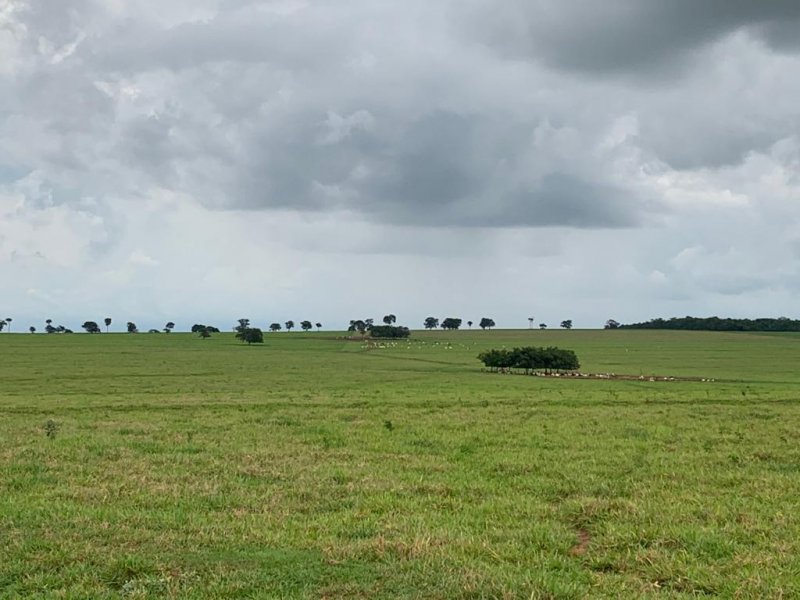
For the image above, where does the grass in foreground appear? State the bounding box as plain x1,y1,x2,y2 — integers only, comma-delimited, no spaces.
1,329,799,598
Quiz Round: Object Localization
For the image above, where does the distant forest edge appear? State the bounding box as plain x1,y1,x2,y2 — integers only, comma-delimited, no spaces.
616,316,800,332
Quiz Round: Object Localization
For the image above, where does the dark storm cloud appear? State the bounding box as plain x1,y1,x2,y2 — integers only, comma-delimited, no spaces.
463,0,800,77
231,110,649,228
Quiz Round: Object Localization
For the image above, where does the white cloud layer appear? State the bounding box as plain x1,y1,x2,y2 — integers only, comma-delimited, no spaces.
1,0,799,330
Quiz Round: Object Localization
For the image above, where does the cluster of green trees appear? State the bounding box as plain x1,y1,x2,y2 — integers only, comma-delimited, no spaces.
346,316,409,338
423,317,497,330
367,325,410,339
232,318,326,343
191,324,220,334
618,316,800,332
268,321,323,332
478,346,580,374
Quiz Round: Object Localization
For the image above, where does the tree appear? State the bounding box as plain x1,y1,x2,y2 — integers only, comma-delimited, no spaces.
0,321,5,332
539,323,547,330
198,326,212,339
528,317,534,329
192,324,219,333
234,318,263,344
164,322,175,333
29,326,36,334
269,323,282,332
241,327,264,344
127,322,139,333
104,317,112,332
467,320,473,329
234,318,250,341
285,320,295,332
82,321,101,334
5,318,11,332
560,320,573,330
424,317,439,330
315,322,322,331
45,320,56,334
383,314,397,325
300,320,313,332
441,317,462,330
348,320,367,335
604,319,620,329
479,317,495,330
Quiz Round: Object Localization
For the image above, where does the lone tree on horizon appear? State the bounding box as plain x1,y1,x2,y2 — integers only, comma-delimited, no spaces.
104,317,112,332
315,322,322,331
424,317,439,330
560,320,573,330
164,322,175,333
539,323,547,330
301,320,313,331
441,317,462,330
269,323,282,332
5,318,11,332
528,317,534,329
383,314,397,325
29,326,35,334
127,322,139,333
479,317,495,330
82,321,102,334
234,319,263,344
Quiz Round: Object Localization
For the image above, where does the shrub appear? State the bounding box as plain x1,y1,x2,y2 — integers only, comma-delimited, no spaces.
368,325,410,339
478,346,580,374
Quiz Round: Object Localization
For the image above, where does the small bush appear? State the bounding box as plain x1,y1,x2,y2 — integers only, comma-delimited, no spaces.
369,325,410,339
43,419,59,439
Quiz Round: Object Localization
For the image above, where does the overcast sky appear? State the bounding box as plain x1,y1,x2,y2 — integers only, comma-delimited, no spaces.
1,0,799,331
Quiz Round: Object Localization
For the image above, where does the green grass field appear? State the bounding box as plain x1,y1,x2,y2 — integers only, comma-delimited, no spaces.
2,329,799,598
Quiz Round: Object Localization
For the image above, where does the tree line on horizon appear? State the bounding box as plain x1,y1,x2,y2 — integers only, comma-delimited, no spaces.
0,314,583,335
615,316,800,332
16,314,795,336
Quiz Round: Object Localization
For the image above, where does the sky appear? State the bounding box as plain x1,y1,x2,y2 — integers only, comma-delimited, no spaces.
1,0,800,332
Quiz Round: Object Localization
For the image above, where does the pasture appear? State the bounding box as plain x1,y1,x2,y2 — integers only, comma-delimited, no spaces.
1,329,799,598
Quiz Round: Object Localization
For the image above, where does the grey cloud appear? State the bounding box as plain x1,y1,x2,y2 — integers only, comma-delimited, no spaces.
462,0,800,78
0,0,794,236
91,10,352,74
228,110,653,228
13,0,93,51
